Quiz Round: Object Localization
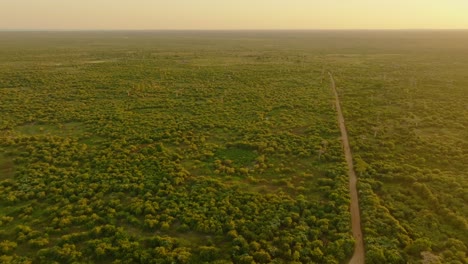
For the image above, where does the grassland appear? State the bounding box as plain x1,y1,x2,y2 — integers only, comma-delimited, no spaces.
0,30,467,263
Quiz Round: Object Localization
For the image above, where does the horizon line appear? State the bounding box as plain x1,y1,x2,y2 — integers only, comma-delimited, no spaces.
1,28,468,32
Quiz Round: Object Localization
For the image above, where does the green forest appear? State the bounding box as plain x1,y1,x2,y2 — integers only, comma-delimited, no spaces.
0,31,467,263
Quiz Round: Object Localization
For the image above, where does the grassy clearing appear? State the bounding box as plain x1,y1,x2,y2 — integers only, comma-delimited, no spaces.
0,154,14,180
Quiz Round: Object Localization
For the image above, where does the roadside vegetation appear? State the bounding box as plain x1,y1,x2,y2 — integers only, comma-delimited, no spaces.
329,37,468,263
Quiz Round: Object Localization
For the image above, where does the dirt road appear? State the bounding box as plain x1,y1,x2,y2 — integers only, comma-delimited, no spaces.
328,72,365,264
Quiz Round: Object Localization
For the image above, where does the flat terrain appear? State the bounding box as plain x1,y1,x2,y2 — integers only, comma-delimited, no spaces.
0,31,467,263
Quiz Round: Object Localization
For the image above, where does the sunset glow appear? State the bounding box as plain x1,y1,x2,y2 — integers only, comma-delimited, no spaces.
1,0,467,30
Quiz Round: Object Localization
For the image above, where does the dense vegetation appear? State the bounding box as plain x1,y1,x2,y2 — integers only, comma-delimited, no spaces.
0,32,354,263
0,31,467,263
330,44,468,263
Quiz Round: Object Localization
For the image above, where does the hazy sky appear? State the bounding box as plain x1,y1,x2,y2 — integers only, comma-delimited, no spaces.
1,0,467,30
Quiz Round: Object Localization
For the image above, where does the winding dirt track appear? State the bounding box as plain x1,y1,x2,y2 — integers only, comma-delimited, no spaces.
328,72,365,264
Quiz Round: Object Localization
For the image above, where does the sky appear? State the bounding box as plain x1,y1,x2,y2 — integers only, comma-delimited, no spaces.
1,0,467,30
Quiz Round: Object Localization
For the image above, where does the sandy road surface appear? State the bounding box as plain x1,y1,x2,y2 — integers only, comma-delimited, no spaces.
328,72,365,264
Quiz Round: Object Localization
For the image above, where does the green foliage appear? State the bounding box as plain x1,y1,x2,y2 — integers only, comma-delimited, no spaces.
405,238,432,255
1,30,466,263
331,35,468,263
0,240,17,254
0,31,352,263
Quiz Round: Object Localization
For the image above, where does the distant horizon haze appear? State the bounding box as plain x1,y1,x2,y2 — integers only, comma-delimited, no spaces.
1,0,467,30
1,29,468,32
